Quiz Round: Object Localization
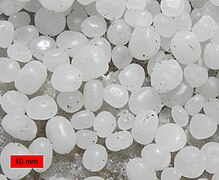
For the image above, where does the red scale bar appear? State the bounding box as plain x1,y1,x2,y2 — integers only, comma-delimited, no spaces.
10,155,44,168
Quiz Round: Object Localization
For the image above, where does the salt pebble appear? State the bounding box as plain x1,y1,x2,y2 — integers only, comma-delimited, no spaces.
118,112,135,131
93,111,116,138
161,168,181,180
171,105,189,127
106,131,133,151
0,21,14,48
46,116,76,154
131,110,158,145
70,110,95,130
76,130,97,149
185,94,205,116
1,0,25,16
26,95,58,120
126,0,147,10
203,98,219,124
204,42,219,70
24,0,42,13
8,11,31,28
29,137,53,172
155,123,186,152
57,91,83,113
2,113,37,141
174,146,205,178
161,0,184,17
190,114,217,140
82,144,107,172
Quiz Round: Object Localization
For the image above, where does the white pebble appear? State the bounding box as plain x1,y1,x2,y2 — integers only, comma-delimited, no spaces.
15,61,47,95
174,146,205,178
1,0,25,16
93,111,116,138
82,144,107,172
161,168,181,180
106,131,133,151
131,110,158,145
51,63,82,92
118,112,135,131
204,98,219,124
171,105,189,127
24,0,42,13
185,94,205,116
190,114,217,140
155,123,186,152
46,116,76,154
161,0,184,17
204,42,219,70
2,113,37,141
76,130,97,149
126,0,147,10
29,137,53,172
8,11,30,28
0,21,14,48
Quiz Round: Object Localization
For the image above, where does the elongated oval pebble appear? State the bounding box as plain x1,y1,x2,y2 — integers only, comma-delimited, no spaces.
2,113,37,141
171,105,189,127
70,110,95,130
131,110,158,145
106,131,133,151
29,137,53,172
15,61,47,95
76,130,97,149
93,111,116,138
204,42,219,70
0,21,14,47
46,116,76,154
0,143,31,179
82,144,107,172
204,98,219,124
26,95,57,120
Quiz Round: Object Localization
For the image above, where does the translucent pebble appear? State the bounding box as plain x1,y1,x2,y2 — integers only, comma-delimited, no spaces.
126,0,147,10
81,15,106,38
8,11,31,28
126,158,156,180
7,43,32,63
13,25,39,46
0,143,31,179
192,15,217,42
129,26,161,60
104,84,129,108
67,8,88,32
56,31,88,57
190,114,217,140
107,19,132,46
43,49,70,72
174,146,205,178
124,10,153,27
171,105,189,127
155,123,186,152
202,1,219,22
129,87,162,114
93,111,116,138
30,36,56,60
161,0,184,17
118,112,135,130
24,0,42,13
204,42,219,70
191,8,202,24
211,22,219,43
89,37,111,63
70,110,95,130
51,63,82,92
76,130,97,149
131,110,158,145
0,21,14,48
112,46,132,69
183,0,191,14
145,0,160,17
161,168,181,180
0,58,20,83
154,13,176,38
84,176,104,180
204,98,219,124
83,80,104,112
2,113,37,141
119,64,145,92
1,0,25,16
29,137,53,172
151,59,183,93
106,131,133,151
84,2,99,16
73,45,108,81
38,0,75,12
96,0,126,20
35,7,66,36
175,13,193,32
83,144,107,172
196,77,219,100
1,90,28,114
184,64,208,87
160,80,193,108
190,0,207,9
26,95,58,120
185,94,205,116
46,116,76,154
57,91,83,113
171,31,201,65
15,61,47,95
201,142,219,174
141,143,171,171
